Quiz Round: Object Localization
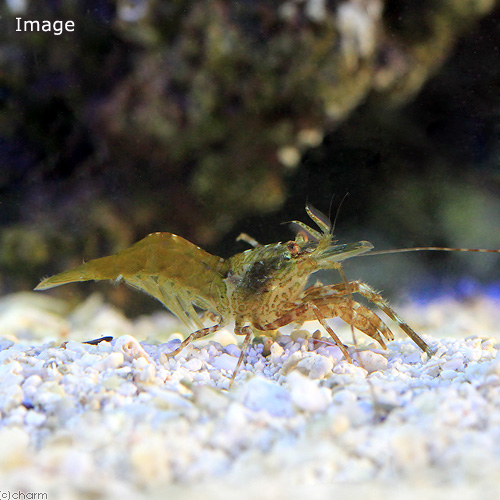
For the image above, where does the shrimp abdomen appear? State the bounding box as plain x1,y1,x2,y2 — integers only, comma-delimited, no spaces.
35,232,229,329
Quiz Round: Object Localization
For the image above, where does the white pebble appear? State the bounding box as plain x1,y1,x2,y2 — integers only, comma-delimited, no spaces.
25,410,46,426
296,354,333,379
332,362,367,379
211,353,238,372
78,352,102,368
464,362,489,380
98,351,124,370
319,345,345,362
287,371,330,412
419,358,443,377
281,351,303,374
389,425,429,470
356,351,388,373
0,385,23,412
184,358,203,371
442,356,464,372
97,341,113,353
460,346,482,362
224,344,241,357
22,374,42,389
0,360,23,378
487,357,500,377
133,356,152,371
440,369,458,380
0,427,30,468
329,413,350,434
193,385,230,413
238,376,293,417
270,342,284,361
60,449,95,485
253,359,266,372
118,382,137,397
277,334,291,346
63,341,87,353
130,435,172,483
403,351,423,364
150,388,193,410
0,338,15,350
332,389,357,405
114,335,152,362
135,363,156,383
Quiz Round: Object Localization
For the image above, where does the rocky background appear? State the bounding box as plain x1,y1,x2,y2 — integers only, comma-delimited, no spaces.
1,0,500,314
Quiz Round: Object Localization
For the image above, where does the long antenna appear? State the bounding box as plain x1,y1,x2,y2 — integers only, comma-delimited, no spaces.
360,247,500,257
331,193,349,236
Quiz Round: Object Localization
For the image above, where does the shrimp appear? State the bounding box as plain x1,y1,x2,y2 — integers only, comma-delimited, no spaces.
35,205,500,385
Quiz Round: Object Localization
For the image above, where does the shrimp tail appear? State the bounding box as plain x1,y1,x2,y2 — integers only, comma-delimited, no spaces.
34,257,120,290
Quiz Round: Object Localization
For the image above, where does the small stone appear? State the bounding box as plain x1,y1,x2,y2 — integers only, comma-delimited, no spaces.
253,359,266,372
193,385,230,413
290,329,310,341
329,413,350,434
117,382,137,397
238,376,293,417
318,345,345,363
97,341,113,353
211,329,238,347
135,363,156,383
59,449,95,485
133,356,150,370
296,354,333,379
224,344,241,357
130,435,172,483
403,351,423,364
287,371,330,412
440,369,458,380
332,389,357,405
114,335,153,362
94,352,124,371
211,353,238,372
0,338,15,350
25,410,47,426
281,351,303,374
442,356,464,372
356,351,388,373
102,375,122,390
22,374,42,389
389,425,429,471
487,352,500,377
0,385,23,412
0,427,30,468
270,342,284,362
184,358,203,371
332,362,367,379
150,388,193,410
460,346,482,362
276,334,291,346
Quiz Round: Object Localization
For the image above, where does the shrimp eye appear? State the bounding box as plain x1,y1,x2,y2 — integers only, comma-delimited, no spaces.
287,241,300,256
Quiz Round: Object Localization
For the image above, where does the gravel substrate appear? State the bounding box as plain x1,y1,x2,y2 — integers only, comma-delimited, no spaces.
1,292,500,499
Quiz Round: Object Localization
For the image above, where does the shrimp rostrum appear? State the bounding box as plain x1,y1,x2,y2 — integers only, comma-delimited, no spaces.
38,203,494,383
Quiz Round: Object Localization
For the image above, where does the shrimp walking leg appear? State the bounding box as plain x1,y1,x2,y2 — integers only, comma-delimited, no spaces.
229,326,253,387
303,282,434,356
165,319,226,357
253,302,352,362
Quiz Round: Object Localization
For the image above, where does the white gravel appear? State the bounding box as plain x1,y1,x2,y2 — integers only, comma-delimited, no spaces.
1,292,500,499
